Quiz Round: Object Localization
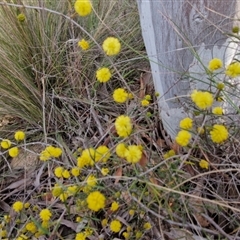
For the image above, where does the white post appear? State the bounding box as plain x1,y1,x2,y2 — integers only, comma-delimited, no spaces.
137,0,240,138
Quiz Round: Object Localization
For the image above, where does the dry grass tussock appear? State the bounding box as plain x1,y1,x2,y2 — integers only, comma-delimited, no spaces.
0,1,240,240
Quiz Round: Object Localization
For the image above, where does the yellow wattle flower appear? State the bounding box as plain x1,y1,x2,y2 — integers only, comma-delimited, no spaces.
190,90,213,110
78,39,89,50
210,124,228,143
225,62,240,78
175,130,191,147
8,147,19,158
199,159,209,169
96,67,111,83
1,139,11,149
179,117,193,130
208,58,223,71
74,0,92,17
115,115,133,137
86,191,106,211
113,88,128,103
102,37,121,56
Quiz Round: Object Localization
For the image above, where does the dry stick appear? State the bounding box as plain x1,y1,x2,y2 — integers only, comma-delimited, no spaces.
157,207,165,240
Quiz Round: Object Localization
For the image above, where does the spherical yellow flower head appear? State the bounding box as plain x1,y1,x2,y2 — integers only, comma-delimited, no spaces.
96,67,111,83
52,184,63,197
46,146,62,158
59,192,69,202
141,99,150,107
101,218,108,227
86,175,97,187
102,37,121,56
226,62,240,78
86,191,106,211
210,124,228,143
62,169,70,179
75,232,86,240
135,231,143,239
126,226,132,232
124,145,142,163
67,185,79,195
26,222,37,234
4,214,10,223
175,130,191,147
76,216,82,222
14,131,25,141
77,148,95,168
110,219,122,233
71,167,81,177
40,146,62,161
39,209,52,221
54,166,64,178
179,117,193,130
143,222,152,230
84,228,93,237
77,156,87,169
115,115,133,137
95,145,111,162
212,106,223,115
123,232,130,239
208,58,223,71
78,39,89,50
144,94,152,101
116,143,127,158
24,202,30,208
217,82,225,90
110,201,119,211
232,26,240,33
163,149,175,159
191,90,213,110
74,0,92,17
199,159,209,169
9,147,19,158
12,201,24,212
39,149,51,161
101,167,109,176
1,230,7,238
41,220,50,229
1,139,11,149
113,88,128,103
17,13,25,22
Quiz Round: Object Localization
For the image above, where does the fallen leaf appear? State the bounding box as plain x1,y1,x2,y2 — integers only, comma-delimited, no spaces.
6,178,31,189
138,152,148,167
171,141,180,154
114,167,122,184
42,192,53,202
0,200,10,212
149,177,158,185
121,191,131,204
156,138,166,148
